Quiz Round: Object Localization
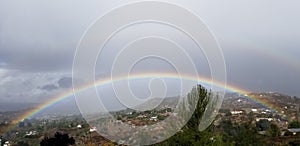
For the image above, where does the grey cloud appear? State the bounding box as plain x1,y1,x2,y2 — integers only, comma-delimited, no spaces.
0,0,299,109
39,84,58,91
0,0,119,72
0,70,70,103
58,77,72,88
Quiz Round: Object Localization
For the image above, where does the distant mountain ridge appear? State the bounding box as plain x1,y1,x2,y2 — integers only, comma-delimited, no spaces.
133,96,180,111
1,92,299,120
0,102,37,112
222,92,300,121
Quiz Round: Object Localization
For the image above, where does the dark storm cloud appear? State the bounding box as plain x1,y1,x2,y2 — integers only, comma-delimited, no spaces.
58,77,72,88
0,71,67,103
39,84,58,91
0,0,121,105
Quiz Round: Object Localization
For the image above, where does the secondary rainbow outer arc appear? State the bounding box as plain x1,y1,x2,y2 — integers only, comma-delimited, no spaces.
5,73,283,134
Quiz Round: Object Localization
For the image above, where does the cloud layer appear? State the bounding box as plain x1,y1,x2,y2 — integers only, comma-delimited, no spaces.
0,0,299,111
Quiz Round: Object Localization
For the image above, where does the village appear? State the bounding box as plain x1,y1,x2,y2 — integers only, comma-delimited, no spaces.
0,92,300,145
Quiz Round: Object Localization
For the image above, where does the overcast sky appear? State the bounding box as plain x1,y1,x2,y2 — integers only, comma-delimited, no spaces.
0,0,299,111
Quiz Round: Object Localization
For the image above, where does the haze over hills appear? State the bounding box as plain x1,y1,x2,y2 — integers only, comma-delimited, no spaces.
0,91,299,119
0,102,37,112
126,92,300,115
1,91,300,145
1,92,299,145
224,92,300,109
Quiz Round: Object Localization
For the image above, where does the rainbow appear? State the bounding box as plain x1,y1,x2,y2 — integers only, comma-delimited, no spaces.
227,38,300,73
2,73,285,134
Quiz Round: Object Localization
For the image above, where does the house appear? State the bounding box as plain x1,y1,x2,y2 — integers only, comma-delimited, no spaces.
25,131,37,136
287,128,300,135
77,124,82,128
231,110,243,115
3,141,10,146
150,116,158,121
89,126,97,132
256,118,273,122
251,109,258,112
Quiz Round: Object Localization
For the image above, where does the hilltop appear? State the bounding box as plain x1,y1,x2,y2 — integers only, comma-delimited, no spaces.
222,92,300,121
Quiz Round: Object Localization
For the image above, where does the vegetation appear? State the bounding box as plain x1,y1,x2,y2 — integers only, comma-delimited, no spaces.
289,121,300,128
154,85,228,145
154,84,297,146
1,84,299,145
40,132,75,146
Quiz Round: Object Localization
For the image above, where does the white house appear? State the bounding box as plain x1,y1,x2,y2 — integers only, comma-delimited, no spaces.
231,110,243,115
89,126,97,132
251,109,258,112
4,141,10,146
150,116,158,121
287,128,300,135
25,131,37,136
256,118,273,122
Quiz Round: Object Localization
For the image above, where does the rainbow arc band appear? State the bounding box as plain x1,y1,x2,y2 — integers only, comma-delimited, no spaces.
3,73,284,135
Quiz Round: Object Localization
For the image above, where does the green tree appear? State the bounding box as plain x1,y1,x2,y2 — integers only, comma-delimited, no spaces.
256,119,271,131
289,121,300,128
40,132,75,146
267,123,281,137
157,115,165,121
234,123,265,145
16,141,30,146
154,84,226,145
184,85,210,130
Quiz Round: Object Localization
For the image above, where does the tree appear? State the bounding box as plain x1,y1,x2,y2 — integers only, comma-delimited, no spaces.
288,121,300,128
256,119,271,131
155,84,226,145
267,123,281,137
219,120,235,135
234,123,265,145
157,115,165,121
40,132,75,146
16,141,30,146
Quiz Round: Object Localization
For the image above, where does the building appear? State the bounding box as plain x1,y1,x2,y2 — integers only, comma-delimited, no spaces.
256,118,273,122
251,109,258,112
150,116,158,121
231,110,243,115
3,141,10,146
287,128,300,135
25,130,37,136
89,126,97,132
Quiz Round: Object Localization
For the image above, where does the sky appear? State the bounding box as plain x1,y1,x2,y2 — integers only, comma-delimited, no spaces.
0,0,299,112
